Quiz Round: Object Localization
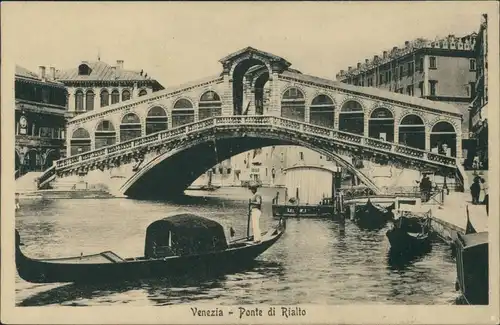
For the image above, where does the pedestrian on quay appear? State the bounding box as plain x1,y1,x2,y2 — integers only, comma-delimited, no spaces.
248,182,263,243
480,178,488,216
470,176,481,204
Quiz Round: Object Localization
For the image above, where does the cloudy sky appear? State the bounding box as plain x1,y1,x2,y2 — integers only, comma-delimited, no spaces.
2,2,494,87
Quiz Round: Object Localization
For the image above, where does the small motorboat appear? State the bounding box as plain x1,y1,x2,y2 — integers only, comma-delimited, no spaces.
454,231,488,305
353,199,394,229
15,213,286,284
386,214,432,254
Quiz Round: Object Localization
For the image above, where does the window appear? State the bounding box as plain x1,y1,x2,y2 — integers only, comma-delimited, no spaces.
418,57,424,72
407,62,414,76
429,57,437,69
429,80,437,96
111,90,120,104
299,152,304,160
469,59,476,71
78,64,91,75
419,82,424,97
280,152,284,162
138,89,148,97
399,66,404,78
379,73,384,84
388,71,392,82
469,82,476,99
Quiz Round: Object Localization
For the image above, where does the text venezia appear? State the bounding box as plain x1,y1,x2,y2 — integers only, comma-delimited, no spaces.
191,306,307,318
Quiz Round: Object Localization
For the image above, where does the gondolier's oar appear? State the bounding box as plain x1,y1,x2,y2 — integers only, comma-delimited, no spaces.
246,199,251,239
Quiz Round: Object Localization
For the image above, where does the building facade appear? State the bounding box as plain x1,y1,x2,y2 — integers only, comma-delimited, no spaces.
336,34,477,143
468,14,488,170
15,66,68,176
54,59,164,118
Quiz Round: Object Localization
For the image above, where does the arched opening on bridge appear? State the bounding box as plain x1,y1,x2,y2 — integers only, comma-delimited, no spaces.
232,60,269,115
339,100,364,135
172,99,195,128
309,95,335,128
146,106,168,135
368,107,394,142
120,113,142,142
199,91,222,120
430,121,456,157
399,114,425,150
281,87,305,121
70,128,91,156
95,120,116,149
254,72,269,115
43,149,59,170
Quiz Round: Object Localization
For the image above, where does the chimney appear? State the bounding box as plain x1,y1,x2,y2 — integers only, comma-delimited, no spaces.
404,41,410,47
365,59,369,64
393,46,398,52
357,62,362,69
111,66,117,72
373,55,379,62
339,69,345,75
383,51,388,59
39,66,46,80
50,67,56,80
116,60,124,69
348,66,352,72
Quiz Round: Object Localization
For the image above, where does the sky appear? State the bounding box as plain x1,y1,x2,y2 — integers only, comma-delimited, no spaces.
2,2,495,88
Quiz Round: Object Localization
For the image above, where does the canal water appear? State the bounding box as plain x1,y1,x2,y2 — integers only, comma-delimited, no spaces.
15,187,460,306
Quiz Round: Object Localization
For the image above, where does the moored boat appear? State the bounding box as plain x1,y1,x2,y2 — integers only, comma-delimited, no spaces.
15,213,286,284
386,215,432,254
272,198,335,218
353,199,394,229
454,230,488,305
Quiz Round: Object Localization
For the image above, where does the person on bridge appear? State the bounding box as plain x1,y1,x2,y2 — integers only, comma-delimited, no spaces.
248,182,263,243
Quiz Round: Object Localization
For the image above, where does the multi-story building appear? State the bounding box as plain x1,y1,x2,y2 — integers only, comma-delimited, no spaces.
468,14,488,170
54,59,164,117
335,34,478,143
15,65,68,176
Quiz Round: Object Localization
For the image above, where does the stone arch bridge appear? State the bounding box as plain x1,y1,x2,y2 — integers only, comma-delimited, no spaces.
38,47,465,198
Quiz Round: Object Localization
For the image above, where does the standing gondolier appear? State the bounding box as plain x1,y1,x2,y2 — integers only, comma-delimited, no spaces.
248,182,263,243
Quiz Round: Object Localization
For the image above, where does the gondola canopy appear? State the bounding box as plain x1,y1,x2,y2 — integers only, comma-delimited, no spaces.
144,214,228,258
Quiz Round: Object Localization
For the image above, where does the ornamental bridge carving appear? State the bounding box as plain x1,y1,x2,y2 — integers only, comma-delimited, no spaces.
37,47,465,198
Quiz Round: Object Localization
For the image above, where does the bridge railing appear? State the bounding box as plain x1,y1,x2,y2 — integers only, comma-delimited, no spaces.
51,115,459,174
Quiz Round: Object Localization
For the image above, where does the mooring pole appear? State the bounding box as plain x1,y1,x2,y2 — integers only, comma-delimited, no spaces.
246,199,251,239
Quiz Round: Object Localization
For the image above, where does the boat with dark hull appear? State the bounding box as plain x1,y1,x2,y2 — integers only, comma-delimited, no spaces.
454,228,488,305
353,199,394,229
386,215,432,254
15,214,286,284
272,198,335,218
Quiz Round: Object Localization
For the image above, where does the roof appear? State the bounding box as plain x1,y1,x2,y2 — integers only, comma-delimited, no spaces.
55,60,159,82
281,70,462,116
219,46,292,67
15,65,65,87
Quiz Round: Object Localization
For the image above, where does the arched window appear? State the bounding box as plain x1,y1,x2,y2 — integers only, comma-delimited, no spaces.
100,89,109,107
94,120,116,149
75,90,84,112
172,98,195,127
146,106,168,135
199,91,222,120
111,90,120,104
430,121,456,157
120,113,142,142
122,89,131,101
309,95,335,128
138,89,148,97
399,114,425,150
70,127,91,156
339,100,364,135
85,90,95,111
281,87,305,121
369,107,394,142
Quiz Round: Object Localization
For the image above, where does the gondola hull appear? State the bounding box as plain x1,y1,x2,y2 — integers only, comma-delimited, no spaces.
353,200,394,229
386,228,431,254
16,224,285,284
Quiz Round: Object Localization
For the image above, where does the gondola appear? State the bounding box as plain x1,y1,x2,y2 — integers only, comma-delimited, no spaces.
353,199,394,229
385,214,432,254
15,213,286,284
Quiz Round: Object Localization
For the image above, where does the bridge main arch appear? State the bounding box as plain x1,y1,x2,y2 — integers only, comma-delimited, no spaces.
120,128,378,199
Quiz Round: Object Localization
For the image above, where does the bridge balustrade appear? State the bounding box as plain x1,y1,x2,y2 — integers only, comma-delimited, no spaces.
49,115,460,185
